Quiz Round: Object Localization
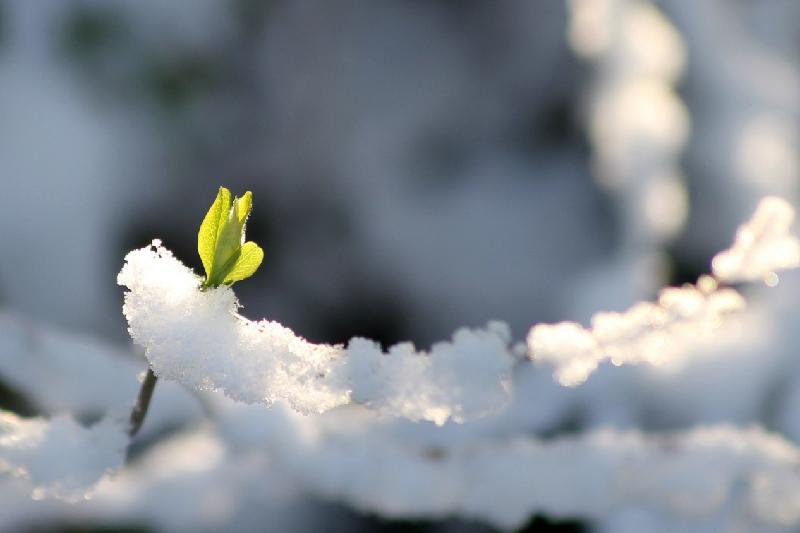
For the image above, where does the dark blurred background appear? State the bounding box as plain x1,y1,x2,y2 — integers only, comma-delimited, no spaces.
1,0,611,349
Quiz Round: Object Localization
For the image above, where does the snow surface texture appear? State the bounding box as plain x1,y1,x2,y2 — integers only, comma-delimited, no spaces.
118,241,518,425
529,196,800,386
0,412,127,501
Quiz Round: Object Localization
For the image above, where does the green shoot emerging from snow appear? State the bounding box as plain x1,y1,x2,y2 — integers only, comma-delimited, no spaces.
198,186,264,289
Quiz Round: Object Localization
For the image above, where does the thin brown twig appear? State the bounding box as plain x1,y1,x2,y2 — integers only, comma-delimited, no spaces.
128,367,158,438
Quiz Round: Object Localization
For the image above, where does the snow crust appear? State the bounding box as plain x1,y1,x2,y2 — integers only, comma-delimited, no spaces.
117,241,517,425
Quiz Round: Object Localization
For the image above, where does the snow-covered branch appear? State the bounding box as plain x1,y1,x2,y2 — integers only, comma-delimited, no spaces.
528,276,744,386
118,197,800,419
529,196,800,386
117,244,518,425
7,398,800,532
712,196,800,283
568,0,689,246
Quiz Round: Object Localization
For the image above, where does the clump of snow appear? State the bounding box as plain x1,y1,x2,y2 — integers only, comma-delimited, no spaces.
0,412,127,501
117,242,517,425
528,276,746,386
712,196,800,284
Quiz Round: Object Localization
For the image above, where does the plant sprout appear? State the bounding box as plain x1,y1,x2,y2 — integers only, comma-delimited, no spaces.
128,186,263,438
198,186,263,289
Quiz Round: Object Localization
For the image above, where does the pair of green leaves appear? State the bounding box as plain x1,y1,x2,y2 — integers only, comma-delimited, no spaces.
198,187,264,288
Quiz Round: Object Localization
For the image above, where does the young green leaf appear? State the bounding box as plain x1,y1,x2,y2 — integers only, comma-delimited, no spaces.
235,191,252,225
222,241,264,285
197,187,262,288
209,204,245,284
197,187,232,281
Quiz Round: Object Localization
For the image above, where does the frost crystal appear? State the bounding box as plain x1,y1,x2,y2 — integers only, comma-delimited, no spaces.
117,242,517,424
712,196,800,283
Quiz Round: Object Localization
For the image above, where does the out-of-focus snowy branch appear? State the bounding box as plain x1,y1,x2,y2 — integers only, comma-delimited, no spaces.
0,311,205,506
568,0,689,247
0,412,127,501
7,397,800,532
528,276,744,386
529,196,800,386
220,407,800,531
712,196,800,283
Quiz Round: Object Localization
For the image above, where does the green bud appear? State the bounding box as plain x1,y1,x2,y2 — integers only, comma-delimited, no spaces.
197,187,263,288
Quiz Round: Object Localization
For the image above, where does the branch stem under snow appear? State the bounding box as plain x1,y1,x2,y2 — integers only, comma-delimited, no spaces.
128,367,158,438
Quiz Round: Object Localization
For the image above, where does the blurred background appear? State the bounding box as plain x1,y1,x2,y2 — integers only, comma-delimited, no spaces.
2,0,800,531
